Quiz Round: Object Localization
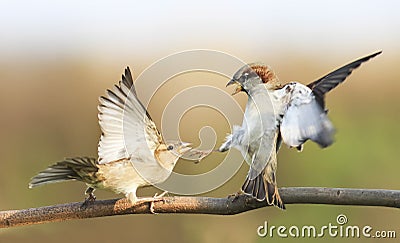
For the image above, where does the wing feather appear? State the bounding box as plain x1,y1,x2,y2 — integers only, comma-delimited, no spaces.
280,83,335,148
98,67,163,164
307,51,381,108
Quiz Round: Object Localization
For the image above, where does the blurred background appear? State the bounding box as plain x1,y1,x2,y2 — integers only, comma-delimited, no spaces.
1,0,399,242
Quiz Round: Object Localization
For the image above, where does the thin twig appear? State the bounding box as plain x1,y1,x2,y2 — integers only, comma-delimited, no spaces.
1,187,399,228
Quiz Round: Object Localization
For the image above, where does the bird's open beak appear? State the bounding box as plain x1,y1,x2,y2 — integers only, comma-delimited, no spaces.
226,79,242,95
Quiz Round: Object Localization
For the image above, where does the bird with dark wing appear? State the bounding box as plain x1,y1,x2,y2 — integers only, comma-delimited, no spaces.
219,51,382,209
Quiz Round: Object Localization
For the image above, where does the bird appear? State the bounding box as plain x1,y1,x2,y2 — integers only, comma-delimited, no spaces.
218,51,382,209
29,67,206,210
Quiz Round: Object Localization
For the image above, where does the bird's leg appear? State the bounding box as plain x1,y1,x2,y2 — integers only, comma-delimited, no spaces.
85,187,97,201
126,191,167,214
127,191,138,205
153,191,169,199
81,187,96,209
127,192,156,213
148,191,169,213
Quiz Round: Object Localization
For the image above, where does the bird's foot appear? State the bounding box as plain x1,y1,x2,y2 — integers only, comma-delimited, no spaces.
149,191,168,213
228,191,243,202
81,187,96,209
153,191,169,199
134,192,168,214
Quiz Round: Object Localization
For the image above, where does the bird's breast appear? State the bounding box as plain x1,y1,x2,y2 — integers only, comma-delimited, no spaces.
96,158,174,194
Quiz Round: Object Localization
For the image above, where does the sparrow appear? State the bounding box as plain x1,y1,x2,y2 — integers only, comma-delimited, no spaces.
219,51,382,209
29,67,206,209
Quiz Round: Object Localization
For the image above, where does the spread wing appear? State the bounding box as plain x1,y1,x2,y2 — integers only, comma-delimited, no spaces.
280,84,335,148
307,51,382,108
98,67,163,164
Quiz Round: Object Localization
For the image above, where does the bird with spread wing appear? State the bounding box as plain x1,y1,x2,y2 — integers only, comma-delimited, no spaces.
29,67,208,210
219,51,382,209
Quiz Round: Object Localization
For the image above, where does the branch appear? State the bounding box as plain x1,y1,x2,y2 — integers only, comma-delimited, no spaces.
1,187,399,228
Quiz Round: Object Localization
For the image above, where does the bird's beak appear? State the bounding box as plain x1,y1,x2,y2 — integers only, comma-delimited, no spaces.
226,79,242,95
179,142,192,154
226,79,237,87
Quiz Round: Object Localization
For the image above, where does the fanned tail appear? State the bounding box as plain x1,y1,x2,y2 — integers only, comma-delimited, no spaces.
29,157,99,188
242,172,285,210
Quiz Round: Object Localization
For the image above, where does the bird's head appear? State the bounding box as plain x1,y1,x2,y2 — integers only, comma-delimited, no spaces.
226,63,281,95
155,141,193,168
166,141,193,155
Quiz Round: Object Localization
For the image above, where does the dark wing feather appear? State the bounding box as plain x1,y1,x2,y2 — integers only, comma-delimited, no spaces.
307,51,382,108
122,67,153,120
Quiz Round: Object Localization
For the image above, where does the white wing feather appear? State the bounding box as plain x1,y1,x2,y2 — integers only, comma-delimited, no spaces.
98,67,162,164
280,83,335,148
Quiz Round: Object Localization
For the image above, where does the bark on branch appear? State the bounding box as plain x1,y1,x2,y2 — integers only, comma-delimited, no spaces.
1,187,399,228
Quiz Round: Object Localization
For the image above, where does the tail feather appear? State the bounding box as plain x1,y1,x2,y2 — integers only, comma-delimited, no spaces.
242,173,285,210
266,181,275,204
29,157,99,188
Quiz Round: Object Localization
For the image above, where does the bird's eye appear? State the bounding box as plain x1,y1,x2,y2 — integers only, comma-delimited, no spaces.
167,145,174,151
242,73,249,82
